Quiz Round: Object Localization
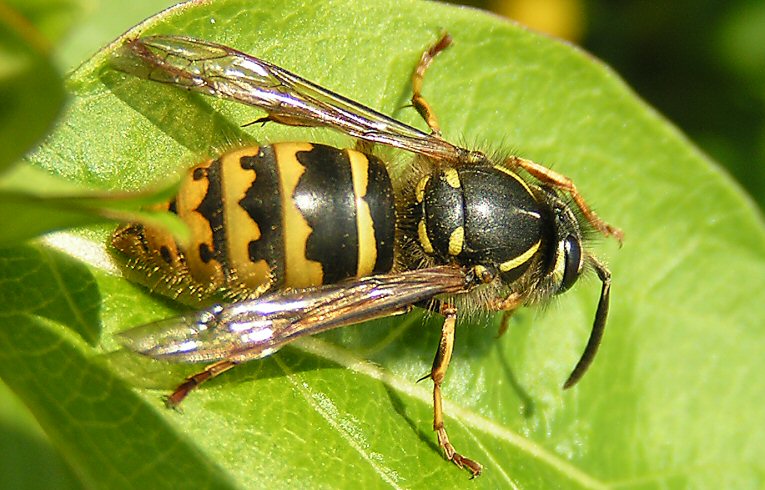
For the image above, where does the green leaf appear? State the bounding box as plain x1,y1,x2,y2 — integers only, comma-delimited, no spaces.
0,3,66,171
4,0,85,46
0,163,188,246
0,378,82,489
55,0,179,70
0,246,236,489
4,0,765,488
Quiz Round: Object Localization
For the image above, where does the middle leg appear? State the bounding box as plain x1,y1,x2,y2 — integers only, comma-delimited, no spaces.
428,304,482,477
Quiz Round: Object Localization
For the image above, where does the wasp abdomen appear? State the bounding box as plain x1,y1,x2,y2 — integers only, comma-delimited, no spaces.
280,143,395,286
113,143,396,300
415,165,543,282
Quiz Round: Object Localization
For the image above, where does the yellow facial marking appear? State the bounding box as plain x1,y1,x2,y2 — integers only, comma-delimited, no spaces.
448,226,464,256
552,240,566,284
499,240,541,273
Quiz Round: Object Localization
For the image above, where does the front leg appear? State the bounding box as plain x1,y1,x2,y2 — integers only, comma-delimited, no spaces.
506,155,624,242
487,291,524,338
428,304,482,477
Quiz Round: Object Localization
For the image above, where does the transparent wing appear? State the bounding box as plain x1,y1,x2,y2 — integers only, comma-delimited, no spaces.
118,266,470,364
112,35,479,164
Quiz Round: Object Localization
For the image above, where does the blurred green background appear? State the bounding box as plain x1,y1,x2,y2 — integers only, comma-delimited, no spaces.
473,0,765,210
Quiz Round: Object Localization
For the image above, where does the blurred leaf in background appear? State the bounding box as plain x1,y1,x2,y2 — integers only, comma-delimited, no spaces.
0,1,178,488
483,0,765,210
0,1,67,171
0,0,186,247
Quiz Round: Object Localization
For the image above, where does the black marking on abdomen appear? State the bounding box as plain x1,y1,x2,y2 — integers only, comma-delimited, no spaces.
195,159,227,270
295,145,358,283
239,146,285,287
365,154,395,273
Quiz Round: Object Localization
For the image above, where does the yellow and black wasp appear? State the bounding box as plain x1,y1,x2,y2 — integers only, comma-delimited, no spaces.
110,33,622,477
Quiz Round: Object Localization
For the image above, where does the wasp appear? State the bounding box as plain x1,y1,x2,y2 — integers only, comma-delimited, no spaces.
110,33,622,477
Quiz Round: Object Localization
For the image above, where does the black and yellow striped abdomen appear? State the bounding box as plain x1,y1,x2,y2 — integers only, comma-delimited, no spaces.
113,143,396,301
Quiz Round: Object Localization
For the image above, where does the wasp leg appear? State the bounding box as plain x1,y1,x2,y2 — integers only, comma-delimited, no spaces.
488,292,523,312
411,33,453,136
486,291,523,338
496,310,515,338
240,115,271,128
427,304,482,477
506,155,625,243
164,359,238,408
354,139,376,155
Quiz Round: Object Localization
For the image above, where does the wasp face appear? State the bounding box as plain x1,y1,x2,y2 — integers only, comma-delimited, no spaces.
528,189,587,302
556,232,584,293
549,193,586,293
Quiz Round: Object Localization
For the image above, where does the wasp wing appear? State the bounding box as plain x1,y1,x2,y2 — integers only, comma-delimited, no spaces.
118,266,470,364
111,35,472,164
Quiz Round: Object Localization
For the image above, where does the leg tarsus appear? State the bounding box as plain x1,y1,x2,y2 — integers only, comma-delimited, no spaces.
411,33,453,135
496,310,514,338
164,359,238,409
428,304,483,477
487,292,523,338
437,427,483,477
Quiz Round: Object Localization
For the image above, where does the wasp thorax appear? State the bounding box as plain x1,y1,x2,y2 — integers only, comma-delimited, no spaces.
414,165,545,284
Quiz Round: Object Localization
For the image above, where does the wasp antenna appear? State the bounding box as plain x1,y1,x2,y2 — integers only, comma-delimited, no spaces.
563,256,611,389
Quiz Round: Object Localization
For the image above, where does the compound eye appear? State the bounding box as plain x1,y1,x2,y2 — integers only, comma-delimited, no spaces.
559,234,582,293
